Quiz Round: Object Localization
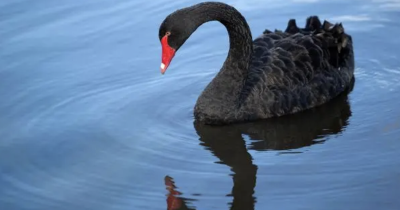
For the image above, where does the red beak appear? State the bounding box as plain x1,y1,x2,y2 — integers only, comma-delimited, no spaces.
161,35,176,74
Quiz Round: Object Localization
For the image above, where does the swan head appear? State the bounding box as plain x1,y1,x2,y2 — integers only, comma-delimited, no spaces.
158,9,198,74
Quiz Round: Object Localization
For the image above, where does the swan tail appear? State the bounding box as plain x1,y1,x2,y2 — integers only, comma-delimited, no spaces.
312,18,352,68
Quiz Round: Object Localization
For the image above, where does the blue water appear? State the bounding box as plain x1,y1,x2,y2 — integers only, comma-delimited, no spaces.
1,0,400,209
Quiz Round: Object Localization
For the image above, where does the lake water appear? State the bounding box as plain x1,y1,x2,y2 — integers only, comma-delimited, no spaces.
1,0,400,209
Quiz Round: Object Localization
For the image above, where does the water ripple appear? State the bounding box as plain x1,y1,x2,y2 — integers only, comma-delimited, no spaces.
1,0,400,209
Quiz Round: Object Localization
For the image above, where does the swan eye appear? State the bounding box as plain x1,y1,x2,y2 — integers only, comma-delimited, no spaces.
165,31,171,36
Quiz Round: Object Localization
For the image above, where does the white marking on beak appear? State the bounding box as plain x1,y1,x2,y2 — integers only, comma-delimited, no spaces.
161,63,165,70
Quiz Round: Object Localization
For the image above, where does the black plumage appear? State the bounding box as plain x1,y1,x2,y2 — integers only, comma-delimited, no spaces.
159,2,355,125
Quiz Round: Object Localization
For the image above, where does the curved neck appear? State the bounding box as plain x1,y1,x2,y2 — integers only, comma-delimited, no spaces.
186,2,253,114
188,2,253,78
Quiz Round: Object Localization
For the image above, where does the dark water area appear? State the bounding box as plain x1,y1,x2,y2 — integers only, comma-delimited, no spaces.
1,0,400,209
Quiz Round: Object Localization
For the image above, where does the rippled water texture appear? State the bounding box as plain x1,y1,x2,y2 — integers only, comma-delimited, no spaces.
1,0,400,209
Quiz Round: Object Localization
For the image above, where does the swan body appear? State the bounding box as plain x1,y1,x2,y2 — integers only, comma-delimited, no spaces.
158,2,355,125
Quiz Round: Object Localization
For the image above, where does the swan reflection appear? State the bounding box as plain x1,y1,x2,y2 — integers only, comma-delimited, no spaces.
165,79,354,210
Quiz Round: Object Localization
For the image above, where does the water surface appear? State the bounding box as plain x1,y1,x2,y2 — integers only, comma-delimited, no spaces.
1,0,400,209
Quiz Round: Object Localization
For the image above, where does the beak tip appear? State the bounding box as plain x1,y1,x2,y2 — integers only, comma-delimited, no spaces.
160,63,167,75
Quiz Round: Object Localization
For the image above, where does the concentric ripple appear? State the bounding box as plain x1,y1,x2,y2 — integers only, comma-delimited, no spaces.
1,0,400,210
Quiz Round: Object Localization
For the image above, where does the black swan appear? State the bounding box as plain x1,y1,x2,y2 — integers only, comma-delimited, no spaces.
158,2,355,125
